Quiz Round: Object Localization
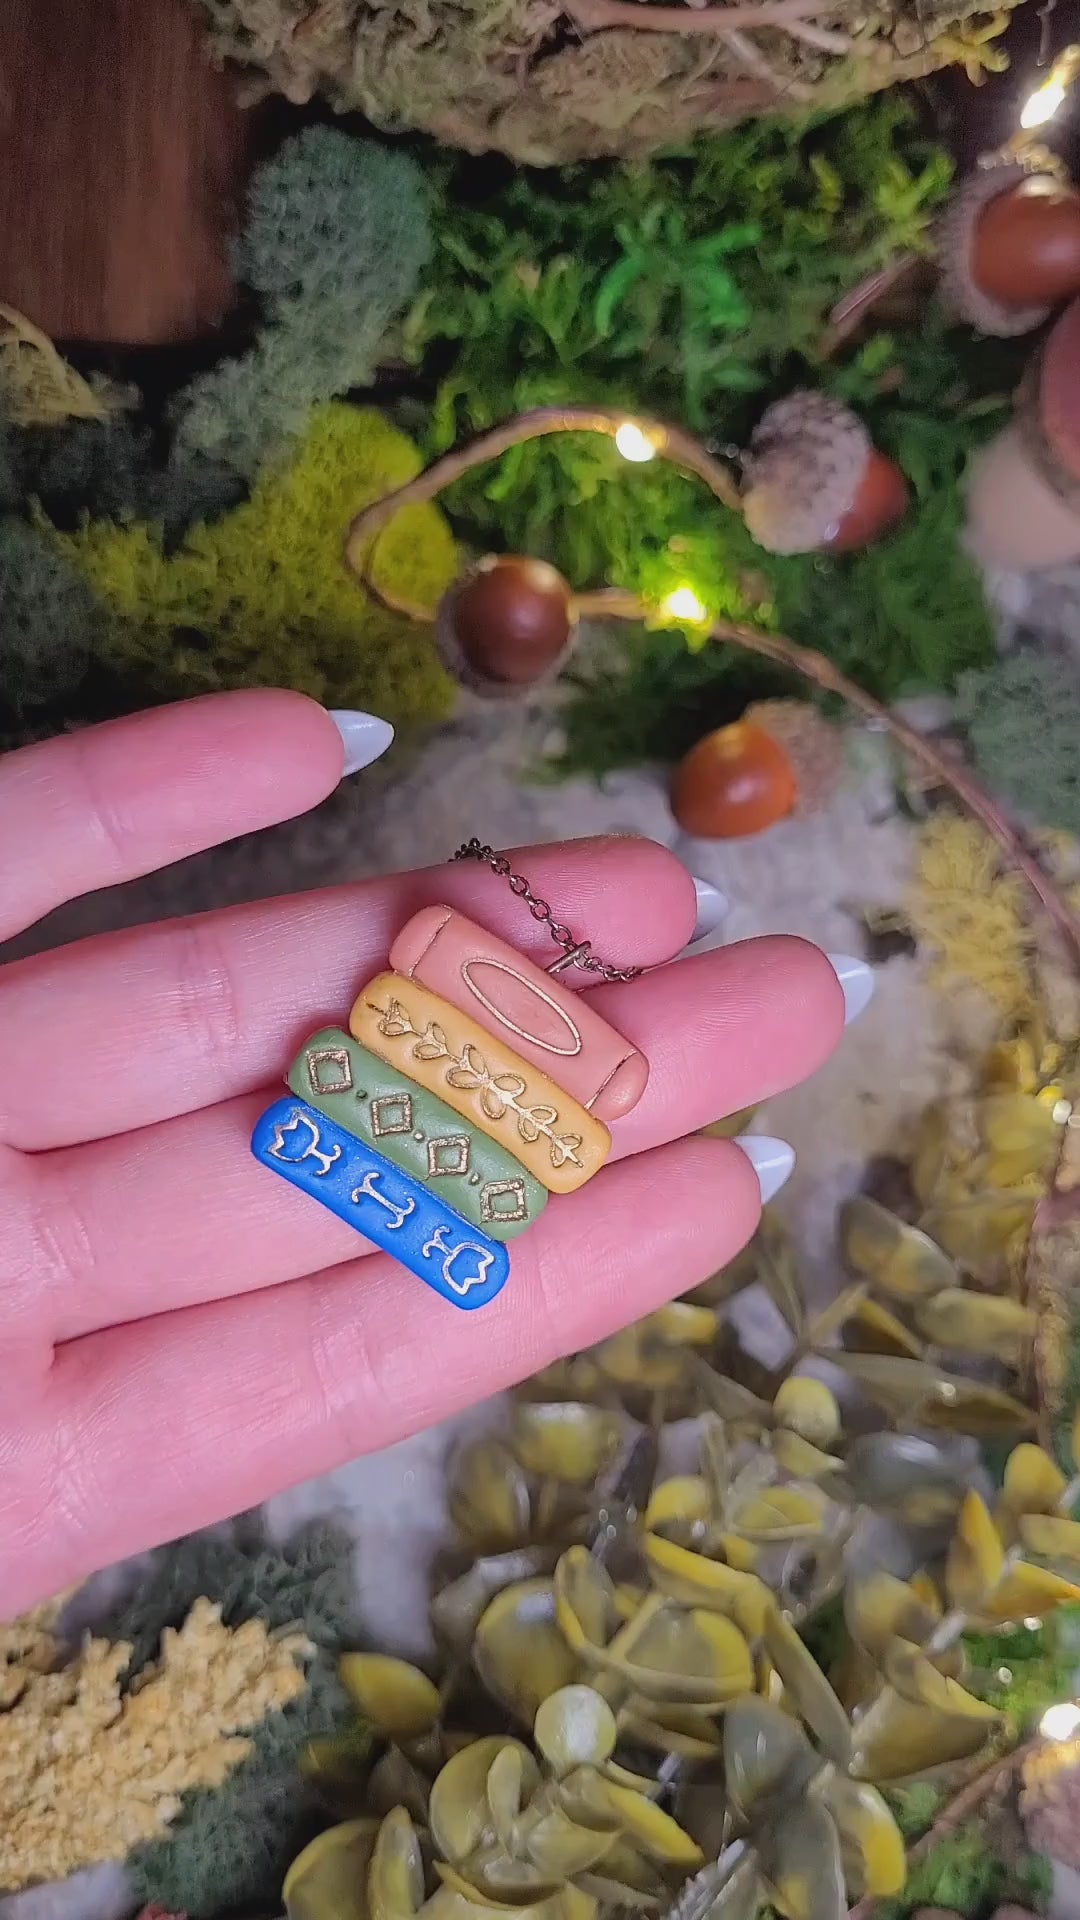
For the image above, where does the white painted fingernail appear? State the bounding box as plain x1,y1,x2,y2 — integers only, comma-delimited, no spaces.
826,952,875,1025
735,1134,795,1204
691,875,729,940
328,709,395,776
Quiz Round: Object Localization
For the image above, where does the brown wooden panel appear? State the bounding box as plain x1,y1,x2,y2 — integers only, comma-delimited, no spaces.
0,0,256,345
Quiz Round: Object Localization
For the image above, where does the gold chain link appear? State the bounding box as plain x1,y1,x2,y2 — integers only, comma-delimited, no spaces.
451,838,642,983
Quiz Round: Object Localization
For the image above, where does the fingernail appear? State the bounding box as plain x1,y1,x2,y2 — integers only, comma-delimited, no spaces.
826,953,875,1026
691,875,729,941
328,709,395,776
735,1134,795,1204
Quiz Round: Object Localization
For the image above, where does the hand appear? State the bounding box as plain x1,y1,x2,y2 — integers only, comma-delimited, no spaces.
0,691,856,1615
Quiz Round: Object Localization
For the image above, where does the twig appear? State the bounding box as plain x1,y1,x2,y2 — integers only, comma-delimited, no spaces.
566,0,852,32
699,611,1080,969
784,16,853,48
846,1736,1038,1920
609,594,1080,969
721,26,813,94
344,407,740,574
817,253,925,359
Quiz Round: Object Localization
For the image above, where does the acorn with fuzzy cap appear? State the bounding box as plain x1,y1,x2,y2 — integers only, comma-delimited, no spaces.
741,391,909,557
938,155,1080,338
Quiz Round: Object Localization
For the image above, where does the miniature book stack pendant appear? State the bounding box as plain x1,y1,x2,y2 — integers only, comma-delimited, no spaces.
252,904,647,1310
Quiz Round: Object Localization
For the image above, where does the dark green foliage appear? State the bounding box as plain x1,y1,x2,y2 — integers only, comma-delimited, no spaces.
403,98,1023,765
964,1609,1080,1739
792,1593,849,1679
884,1780,946,1842
107,1521,366,1920
10,417,243,544
956,652,1080,835
551,624,786,781
174,130,433,485
408,100,954,446
0,130,432,560
0,518,101,721
875,1819,1051,1920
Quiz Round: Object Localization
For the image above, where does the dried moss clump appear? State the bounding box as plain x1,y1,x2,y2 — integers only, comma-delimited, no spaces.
908,813,1034,1023
173,128,433,487
0,1598,309,1893
57,405,458,729
120,1523,364,1920
199,0,1019,165
0,518,102,734
956,652,1080,838
0,1588,74,1710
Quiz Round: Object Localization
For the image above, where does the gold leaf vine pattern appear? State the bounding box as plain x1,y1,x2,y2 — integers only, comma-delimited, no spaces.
371,998,585,1169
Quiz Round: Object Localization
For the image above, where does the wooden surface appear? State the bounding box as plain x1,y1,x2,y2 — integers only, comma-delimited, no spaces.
0,0,257,346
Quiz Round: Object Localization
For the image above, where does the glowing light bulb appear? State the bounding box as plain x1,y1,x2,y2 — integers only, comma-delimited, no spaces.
662,586,708,623
615,422,660,463
1039,1701,1080,1740
1020,77,1067,127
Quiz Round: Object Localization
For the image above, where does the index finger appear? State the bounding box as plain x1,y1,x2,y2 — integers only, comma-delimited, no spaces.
0,837,697,1149
0,689,348,946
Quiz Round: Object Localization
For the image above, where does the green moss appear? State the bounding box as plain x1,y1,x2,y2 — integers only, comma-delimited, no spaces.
884,1780,946,1842
401,97,1021,768
58,404,458,728
963,1610,1080,1745
0,518,102,731
956,653,1080,835
106,1521,367,1920
173,130,432,487
874,1820,1040,1920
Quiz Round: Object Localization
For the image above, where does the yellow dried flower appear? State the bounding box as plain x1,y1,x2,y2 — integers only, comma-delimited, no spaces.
0,1597,310,1892
909,812,1034,1022
0,1587,76,1709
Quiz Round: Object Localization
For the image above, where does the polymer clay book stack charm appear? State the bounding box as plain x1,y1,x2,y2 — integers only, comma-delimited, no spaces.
252,891,647,1310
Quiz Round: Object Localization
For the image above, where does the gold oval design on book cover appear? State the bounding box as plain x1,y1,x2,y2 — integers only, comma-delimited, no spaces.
460,958,584,1058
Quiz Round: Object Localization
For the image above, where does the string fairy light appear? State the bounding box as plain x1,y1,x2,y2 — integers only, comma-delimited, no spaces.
661,585,708,622
614,421,662,463
1039,1701,1080,1740
1015,42,1080,138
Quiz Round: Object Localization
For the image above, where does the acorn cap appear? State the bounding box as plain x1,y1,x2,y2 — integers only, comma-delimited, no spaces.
434,555,578,702
741,697,843,816
741,392,871,555
938,157,1059,337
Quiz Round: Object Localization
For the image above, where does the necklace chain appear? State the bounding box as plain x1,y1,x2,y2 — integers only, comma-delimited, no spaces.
451,838,642,983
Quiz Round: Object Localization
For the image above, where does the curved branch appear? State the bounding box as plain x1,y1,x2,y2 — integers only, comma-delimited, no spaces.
343,406,740,578
784,18,854,50
343,414,1080,967
573,590,1080,964
705,615,1080,967
566,0,851,31
721,26,814,95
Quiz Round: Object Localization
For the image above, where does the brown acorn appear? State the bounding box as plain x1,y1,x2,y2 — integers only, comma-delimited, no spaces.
671,720,798,839
966,295,1080,569
938,158,1076,337
972,175,1080,309
741,392,908,557
435,555,577,700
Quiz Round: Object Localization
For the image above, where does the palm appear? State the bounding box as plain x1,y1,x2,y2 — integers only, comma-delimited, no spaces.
0,690,844,1615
